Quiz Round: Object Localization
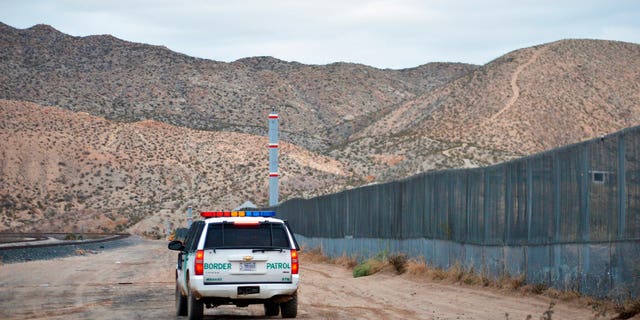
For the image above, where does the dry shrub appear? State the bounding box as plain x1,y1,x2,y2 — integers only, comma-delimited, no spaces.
480,273,493,287
387,253,408,274
542,287,561,298
405,257,429,276
446,263,465,282
406,261,493,287
614,298,640,320
521,283,547,295
461,268,485,286
300,246,331,264
530,283,547,294
332,253,358,269
300,246,358,268
501,274,526,290
431,268,448,280
556,289,581,301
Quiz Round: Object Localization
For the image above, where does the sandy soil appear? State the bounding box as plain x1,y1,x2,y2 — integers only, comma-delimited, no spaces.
0,239,607,320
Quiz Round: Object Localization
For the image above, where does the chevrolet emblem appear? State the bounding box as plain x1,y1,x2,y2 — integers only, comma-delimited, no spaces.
243,256,253,262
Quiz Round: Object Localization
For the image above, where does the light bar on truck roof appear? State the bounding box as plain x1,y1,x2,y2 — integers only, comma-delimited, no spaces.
200,211,276,218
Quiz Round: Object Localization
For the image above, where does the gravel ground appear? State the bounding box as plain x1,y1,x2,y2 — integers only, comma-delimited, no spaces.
0,235,141,263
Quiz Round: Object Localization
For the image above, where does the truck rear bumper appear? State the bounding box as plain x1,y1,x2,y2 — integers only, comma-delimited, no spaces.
190,276,299,300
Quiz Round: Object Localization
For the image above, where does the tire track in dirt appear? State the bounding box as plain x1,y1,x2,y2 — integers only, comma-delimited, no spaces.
301,265,419,319
0,239,602,319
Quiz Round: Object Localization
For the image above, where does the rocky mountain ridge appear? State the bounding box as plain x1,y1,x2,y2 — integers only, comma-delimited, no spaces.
1,22,639,235
0,22,477,151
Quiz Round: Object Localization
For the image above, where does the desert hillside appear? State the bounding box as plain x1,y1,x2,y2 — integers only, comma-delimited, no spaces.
0,99,352,236
0,22,476,151
1,22,639,235
356,39,640,154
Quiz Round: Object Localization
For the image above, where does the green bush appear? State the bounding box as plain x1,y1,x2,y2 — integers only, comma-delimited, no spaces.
352,261,372,278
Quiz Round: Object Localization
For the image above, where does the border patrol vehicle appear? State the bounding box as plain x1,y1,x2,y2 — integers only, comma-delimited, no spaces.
168,211,300,319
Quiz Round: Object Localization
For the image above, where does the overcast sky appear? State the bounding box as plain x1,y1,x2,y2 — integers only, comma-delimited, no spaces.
1,0,639,69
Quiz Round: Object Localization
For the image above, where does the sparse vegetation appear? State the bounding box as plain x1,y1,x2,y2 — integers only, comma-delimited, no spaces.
613,298,640,320
304,247,621,319
352,258,386,278
64,233,83,240
387,253,408,274
1,25,640,293
0,100,356,235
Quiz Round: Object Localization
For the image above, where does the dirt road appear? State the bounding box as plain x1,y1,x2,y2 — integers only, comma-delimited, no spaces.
0,239,602,319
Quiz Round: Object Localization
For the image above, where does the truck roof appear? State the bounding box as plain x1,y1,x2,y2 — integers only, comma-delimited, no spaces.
203,216,285,224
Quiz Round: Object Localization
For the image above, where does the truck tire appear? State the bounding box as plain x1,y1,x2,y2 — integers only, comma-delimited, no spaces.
175,281,187,316
187,285,203,320
280,292,297,318
264,301,280,316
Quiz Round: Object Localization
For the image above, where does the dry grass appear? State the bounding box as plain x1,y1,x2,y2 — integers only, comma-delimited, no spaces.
446,263,465,282
461,268,490,286
405,257,430,276
543,288,582,301
613,299,640,320
300,246,357,268
387,253,408,274
501,273,526,290
332,253,358,269
299,246,331,264
302,249,626,319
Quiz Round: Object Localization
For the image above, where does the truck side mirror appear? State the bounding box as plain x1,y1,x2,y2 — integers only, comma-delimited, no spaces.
168,240,185,251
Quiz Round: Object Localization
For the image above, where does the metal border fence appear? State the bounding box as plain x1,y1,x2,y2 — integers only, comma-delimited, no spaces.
276,125,640,299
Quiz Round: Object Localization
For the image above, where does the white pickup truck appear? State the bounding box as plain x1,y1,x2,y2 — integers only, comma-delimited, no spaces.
168,211,300,319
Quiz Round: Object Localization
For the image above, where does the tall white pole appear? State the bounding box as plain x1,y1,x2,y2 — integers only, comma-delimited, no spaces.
268,110,279,206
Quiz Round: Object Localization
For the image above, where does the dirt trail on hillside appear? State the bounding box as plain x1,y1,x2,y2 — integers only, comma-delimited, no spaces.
488,47,545,123
0,239,604,319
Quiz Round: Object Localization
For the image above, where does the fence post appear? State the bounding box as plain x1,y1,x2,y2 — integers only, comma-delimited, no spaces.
553,154,561,242
552,152,562,291
505,166,512,244
527,159,533,243
581,144,591,242
346,190,351,238
483,171,490,244
617,133,626,238
581,143,591,293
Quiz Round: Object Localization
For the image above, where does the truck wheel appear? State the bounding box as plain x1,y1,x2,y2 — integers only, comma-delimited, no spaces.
280,292,297,318
175,281,187,316
187,286,203,320
264,301,279,316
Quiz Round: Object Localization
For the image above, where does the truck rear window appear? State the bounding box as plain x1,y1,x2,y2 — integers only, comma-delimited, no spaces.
204,222,290,249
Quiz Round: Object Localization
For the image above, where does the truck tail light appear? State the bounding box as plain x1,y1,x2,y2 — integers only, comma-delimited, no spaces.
195,250,204,275
291,249,298,275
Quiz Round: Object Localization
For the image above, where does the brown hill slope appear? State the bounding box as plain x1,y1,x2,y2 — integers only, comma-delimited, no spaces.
0,99,352,235
2,22,640,233
0,22,477,151
356,39,640,155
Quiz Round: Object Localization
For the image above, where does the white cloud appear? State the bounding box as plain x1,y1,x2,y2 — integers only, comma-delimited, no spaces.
1,0,639,68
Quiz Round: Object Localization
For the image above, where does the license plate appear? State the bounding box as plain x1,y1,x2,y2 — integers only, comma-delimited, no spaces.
240,262,256,272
